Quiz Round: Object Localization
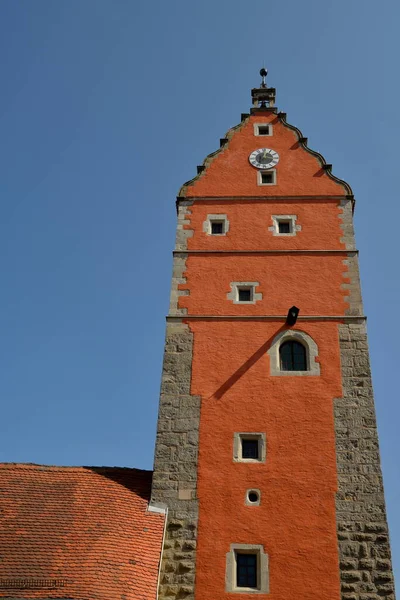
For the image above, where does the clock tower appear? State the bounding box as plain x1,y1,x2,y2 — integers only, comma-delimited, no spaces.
151,70,396,600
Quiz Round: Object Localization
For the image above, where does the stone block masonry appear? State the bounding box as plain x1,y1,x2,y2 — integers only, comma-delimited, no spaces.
335,323,396,600
151,322,201,600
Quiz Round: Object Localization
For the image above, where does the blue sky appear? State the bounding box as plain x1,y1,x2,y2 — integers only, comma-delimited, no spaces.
0,0,399,581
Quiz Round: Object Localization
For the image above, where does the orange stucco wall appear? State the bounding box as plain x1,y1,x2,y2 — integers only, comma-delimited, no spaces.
190,321,342,600
179,112,347,600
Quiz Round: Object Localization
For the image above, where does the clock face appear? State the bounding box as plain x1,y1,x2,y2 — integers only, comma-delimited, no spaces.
249,148,279,169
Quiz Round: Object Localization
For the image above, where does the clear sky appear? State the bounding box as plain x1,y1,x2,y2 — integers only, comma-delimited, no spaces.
0,0,399,582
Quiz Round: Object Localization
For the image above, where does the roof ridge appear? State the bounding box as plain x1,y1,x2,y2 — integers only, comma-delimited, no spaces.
0,462,154,473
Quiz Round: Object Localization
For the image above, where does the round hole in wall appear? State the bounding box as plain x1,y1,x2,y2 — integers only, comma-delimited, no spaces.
248,490,259,504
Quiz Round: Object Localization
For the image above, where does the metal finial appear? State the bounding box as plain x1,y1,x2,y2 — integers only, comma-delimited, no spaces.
260,67,268,88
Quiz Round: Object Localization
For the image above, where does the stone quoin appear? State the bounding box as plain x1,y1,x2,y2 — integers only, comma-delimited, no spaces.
0,71,396,600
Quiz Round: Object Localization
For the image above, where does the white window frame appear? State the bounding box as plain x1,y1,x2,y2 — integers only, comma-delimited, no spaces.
267,329,320,376
257,169,276,186
233,433,266,463
225,544,269,594
253,122,273,137
203,214,229,236
269,214,301,236
227,282,262,305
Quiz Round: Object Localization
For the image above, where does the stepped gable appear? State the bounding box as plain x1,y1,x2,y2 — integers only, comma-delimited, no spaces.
179,110,353,199
0,463,164,600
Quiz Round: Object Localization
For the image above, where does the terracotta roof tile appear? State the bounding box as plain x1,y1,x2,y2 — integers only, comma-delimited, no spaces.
0,463,165,600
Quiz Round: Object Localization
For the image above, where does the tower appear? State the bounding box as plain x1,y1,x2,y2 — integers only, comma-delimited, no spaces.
151,71,396,600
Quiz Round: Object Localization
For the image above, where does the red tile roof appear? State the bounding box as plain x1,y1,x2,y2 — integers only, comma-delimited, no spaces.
0,463,165,600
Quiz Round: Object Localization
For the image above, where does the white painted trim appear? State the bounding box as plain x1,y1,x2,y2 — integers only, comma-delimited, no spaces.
147,502,168,515
253,122,273,137
153,505,168,600
268,214,301,236
267,329,320,376
227,282,262,305
203,214,230,236
257,169,276,186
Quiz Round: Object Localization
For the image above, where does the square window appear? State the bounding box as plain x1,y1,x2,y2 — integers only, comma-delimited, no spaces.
261,172,274,184
241,439,259,460
211,220,224,235
204,214,229,236
238,287,252,302
258,125,270,136
236,552,258,589
258,170,276,186
235,434,265,462
270,215,299,236
228,282,261,305
254,123,273,137
278,220,291,234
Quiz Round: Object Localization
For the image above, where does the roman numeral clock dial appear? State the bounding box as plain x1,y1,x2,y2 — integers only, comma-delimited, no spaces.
249,147,279,169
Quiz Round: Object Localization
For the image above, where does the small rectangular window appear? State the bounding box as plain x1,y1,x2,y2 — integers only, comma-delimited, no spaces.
258,125,270,136
238,287,252,302
211,221,224,235
270,215,298,236
241,439,259,459
236,553,258,589
278,221,291,234
254,123,273,137
261,172,274,184
226,544,268,594
204,214,229,236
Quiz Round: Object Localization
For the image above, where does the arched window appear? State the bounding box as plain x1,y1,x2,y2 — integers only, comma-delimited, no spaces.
279,340,308,371
268,330,319,376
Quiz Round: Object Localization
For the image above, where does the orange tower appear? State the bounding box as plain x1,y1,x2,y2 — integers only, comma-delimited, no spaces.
151,70,396,600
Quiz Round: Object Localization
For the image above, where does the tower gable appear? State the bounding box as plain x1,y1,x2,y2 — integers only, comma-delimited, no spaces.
179,111,352,198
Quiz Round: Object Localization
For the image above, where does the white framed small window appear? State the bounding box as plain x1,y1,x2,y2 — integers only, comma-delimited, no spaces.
233,433,266,463
203,214,229,236
227,282,262,305
253,123,273,137
226,544,269,594
269,215,301,236
257,169,276,186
